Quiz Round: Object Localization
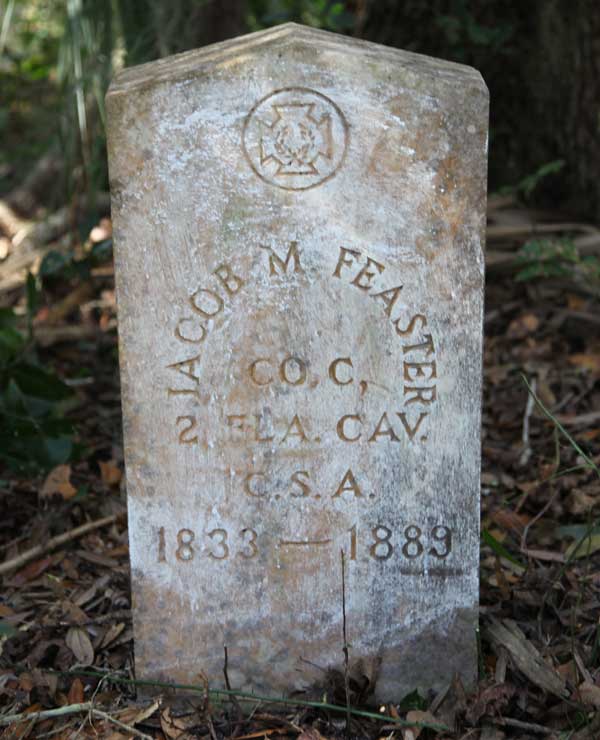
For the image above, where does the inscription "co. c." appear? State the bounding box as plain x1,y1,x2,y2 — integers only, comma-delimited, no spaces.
247,355,359,388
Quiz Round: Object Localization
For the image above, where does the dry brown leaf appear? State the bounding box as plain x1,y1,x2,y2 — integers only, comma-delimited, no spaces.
18,673,34,692
567,293,587,311
297,730,327,740
490,508,530,535
577,680,600,707
236,730,282,740
13,556,53,585
485,618,568,699
114,707,139,726
131,700,160,725
557,659,579,684
507,313,539,339
40,464,77,500
65,626,94,665
402,710,438,739
160,706,196,739
569,353,600,374
99,460,123,487
98,621,126,649
67,677,84,704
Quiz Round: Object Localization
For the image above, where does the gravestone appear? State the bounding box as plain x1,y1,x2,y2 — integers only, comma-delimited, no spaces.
106,23,488,702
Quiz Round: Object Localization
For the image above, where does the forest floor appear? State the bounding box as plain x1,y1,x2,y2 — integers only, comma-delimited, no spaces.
0,193,599,739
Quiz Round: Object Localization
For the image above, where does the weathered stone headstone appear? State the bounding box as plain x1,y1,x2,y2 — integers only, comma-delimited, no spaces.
106,23,488,701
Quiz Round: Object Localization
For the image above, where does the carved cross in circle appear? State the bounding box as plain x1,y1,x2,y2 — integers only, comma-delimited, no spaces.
243,87,348,191
259,103,333,176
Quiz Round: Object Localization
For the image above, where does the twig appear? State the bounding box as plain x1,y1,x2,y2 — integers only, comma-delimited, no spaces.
341,549,351,733
0,701,93,726
91,708,154,739
518,377,536,467
522,374,599,477
520,488,560,554
223,644,244,732
495,715,556,735
47,669,450,732
0,514,120,577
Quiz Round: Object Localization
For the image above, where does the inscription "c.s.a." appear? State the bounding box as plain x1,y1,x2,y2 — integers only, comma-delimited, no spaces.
243,467,368,501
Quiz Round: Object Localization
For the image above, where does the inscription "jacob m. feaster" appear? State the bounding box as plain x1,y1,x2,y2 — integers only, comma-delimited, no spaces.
166,241,439,446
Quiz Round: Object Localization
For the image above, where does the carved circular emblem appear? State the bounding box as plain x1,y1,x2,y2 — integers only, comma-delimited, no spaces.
242,87,348,191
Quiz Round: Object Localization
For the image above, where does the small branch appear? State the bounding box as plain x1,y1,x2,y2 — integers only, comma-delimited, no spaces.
91,708,154,740
223,644,243,728
47,669,450,732
341,549,351,733
495,716,556,735
518,377,536,467
0,701,153,739
0,701,93,726
0,514,120,577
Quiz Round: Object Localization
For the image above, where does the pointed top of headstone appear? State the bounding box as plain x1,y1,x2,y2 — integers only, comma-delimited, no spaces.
108,22,486,98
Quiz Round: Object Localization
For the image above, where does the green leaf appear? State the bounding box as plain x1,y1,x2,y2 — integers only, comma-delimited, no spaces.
557,525,600,539
0,621,17,637
0,307,17,329
482,529,524,568
90,237,112,264
565,534,600,560
399,688,427,711
43,435,73,467
40,250,70,278
0,325,25,363
25,271,38,321
11,362,72,401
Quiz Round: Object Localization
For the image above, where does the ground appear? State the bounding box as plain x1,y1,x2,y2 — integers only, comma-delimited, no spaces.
0,196,599,738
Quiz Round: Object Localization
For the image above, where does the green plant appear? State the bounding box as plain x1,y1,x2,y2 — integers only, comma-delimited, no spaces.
248,0,354,32
39,238,113,285
515,237,600,290
0,281,75,476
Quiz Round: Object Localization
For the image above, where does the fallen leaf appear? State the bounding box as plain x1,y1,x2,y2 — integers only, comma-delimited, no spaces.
98,621,125,649
99,460,122,487
466,682,515,724
40,465,77,500
18,673,34,692
507,313,539,339
567,293,587,311
160,706,196,739
297,730,327,740
568,353,600,374
557,659,579,684
13,556,53,586
577,681,600,707
66,626,94,665
67,677,84,704
403,709,439,739
485,618,568,699
490,508,529,536
565,534,600,560
130,700,160,725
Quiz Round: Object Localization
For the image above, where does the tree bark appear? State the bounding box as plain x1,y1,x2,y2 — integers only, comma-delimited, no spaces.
360,0,600,220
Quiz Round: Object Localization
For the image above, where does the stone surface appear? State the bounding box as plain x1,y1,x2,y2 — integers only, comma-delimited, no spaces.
106,23,488,702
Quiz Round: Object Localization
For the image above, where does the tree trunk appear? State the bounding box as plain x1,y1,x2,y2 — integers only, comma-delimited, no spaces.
360,0,600,220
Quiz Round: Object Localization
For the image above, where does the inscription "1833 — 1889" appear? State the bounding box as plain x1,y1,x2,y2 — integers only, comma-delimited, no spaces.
156,522,454,564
